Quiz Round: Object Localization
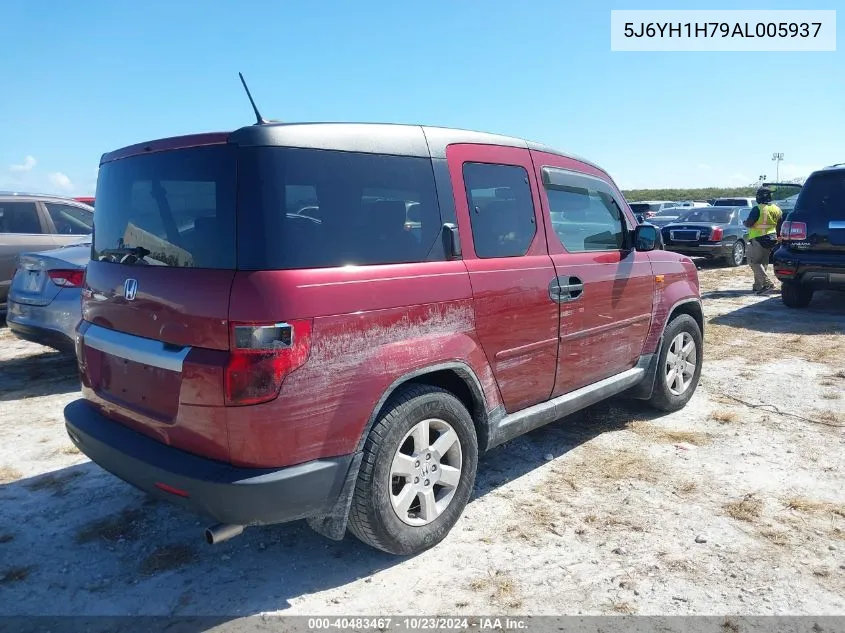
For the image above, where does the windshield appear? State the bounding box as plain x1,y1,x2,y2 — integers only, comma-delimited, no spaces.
713,198,749,207
682,208,734,224
93,146,237,268
764,183,803,202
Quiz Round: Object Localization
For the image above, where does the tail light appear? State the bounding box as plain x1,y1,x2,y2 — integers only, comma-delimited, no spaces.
224,320,312,406
781,221,807,241
710,227,724,241
48,269,85,288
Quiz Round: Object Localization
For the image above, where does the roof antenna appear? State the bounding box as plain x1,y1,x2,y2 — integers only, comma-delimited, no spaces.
239,72,268,125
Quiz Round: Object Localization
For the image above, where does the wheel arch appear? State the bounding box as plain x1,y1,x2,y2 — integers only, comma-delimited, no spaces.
358,362,490,453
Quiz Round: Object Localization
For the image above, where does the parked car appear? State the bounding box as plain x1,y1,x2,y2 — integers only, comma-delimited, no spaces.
64,122,704,556
0,192,92,311
74,196,95,208
661,206,751,267
6,240,89,352
675,201,710,209
638,206,691,227
628,200,677,219
713,197,755,208
773,165,845,308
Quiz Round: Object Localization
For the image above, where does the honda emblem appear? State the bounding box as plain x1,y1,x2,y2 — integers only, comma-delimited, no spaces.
124,278,138,301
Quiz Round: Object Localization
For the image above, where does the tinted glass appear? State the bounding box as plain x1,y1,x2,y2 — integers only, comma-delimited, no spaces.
46,203,93,235
714,198,749,206
237,147,443,269
765,184,802,202
93,146,236,268
629,203,661,213
794,171,845,215
0,201,42,234
654,207,683,217
547,185,626,252
463,163,536,258
683,209,734,224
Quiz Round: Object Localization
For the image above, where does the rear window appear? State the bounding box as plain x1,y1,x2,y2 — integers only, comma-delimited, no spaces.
713,198,749,207
93,146,236,268
236,147,444,270
683,209,734,224
795,171,845,214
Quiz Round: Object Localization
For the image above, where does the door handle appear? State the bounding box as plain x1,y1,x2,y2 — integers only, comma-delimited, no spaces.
549,276,584,303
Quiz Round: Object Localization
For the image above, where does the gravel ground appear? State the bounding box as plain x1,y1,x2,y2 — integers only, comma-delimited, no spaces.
1,264,843,618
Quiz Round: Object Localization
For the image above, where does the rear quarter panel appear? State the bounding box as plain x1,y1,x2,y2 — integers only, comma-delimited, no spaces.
226,263,501,468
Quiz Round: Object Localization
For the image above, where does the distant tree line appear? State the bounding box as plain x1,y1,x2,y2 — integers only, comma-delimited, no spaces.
621,187,757,202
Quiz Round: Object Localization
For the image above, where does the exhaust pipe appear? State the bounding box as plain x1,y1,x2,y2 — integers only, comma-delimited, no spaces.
205,523,244,545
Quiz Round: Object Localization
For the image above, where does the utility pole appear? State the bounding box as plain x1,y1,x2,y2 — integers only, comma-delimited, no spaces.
772,153,784,183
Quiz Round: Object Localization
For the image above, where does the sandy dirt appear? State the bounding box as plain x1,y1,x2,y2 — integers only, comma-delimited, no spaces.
1,264,843,618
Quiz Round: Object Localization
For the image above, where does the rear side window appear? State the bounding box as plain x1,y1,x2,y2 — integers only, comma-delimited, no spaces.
93,146,236,268
237,148,444,269
463,163,536,258
0,201,42,234
46,203,92,235
542,168,626,252
795,171,845,214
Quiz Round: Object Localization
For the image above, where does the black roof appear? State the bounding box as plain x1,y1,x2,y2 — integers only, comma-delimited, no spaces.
227,122,603,170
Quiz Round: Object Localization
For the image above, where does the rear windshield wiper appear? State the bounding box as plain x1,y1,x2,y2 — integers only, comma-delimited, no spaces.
97,246,151,264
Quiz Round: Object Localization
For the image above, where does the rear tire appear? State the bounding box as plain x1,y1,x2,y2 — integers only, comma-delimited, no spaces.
348,384,478,556
646,314,703,412
781,281,813,308
725,240,744,267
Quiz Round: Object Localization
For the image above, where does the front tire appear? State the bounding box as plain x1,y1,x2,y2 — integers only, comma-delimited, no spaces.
781,281,813,308
646,314,703,412
348,385,478,556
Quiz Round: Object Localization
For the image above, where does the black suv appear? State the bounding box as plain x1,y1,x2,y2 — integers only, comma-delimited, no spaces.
773,165,845,308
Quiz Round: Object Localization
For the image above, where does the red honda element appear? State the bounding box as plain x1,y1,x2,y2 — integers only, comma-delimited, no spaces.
65,123,703,555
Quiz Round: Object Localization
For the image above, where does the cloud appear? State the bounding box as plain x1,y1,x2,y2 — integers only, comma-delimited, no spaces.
48,172,74,191
696,163,712,170
9,155,36,172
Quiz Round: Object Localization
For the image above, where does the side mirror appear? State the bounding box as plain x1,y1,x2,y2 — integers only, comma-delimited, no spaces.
442,223,462,259
634,224,660,251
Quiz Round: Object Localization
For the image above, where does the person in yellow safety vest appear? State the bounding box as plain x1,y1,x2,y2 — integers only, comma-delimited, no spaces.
743,186,783,294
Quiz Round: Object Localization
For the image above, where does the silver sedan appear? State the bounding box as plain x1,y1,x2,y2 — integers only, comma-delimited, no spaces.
6,240,90,353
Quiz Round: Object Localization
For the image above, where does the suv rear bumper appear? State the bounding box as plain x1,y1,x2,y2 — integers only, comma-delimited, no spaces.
772,248,845,290
64,399,354,527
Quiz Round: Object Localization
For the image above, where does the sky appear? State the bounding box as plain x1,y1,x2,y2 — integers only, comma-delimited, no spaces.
0,0,842,196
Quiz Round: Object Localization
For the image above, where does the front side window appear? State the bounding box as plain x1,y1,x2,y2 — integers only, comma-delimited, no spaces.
0,201,42,234
543,168,627,253
462,162,536,258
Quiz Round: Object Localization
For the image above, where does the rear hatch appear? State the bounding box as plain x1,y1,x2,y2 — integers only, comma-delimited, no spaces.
80,143,237,461
781,170,845,253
